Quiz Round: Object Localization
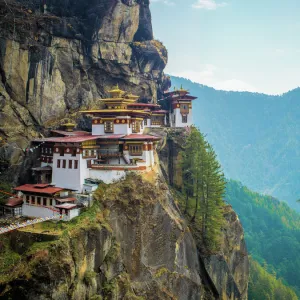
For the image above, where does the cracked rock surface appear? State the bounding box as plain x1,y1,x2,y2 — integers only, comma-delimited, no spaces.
0,0,168,183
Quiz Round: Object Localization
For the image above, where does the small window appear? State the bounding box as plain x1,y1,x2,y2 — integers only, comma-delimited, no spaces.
129,145,143,156
69,160,72,169
49,148,52,154
182,115,188,123
144,119,147,126
62,160,66,169
43,198,47,206
37,197,41,205
57,159,61,168
60,148,64,156
132,121,141,133
72,148,76,157
26,195,30,203
74,160,78,169
87,160,92,168
49,198,53,206
104,121,114,133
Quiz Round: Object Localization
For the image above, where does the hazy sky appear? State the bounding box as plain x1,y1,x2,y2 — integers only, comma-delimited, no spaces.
150,0,300,95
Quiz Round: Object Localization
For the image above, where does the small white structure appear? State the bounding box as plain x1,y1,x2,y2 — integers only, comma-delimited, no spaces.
14,184,80,221
162,86,198,128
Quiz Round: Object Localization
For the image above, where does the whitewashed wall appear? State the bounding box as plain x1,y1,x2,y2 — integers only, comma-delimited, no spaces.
170,108,193,128
52,153,83,192
22,204,59,218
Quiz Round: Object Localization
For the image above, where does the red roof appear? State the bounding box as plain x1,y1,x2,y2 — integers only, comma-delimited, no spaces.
33,184,51,188
152,110,168,114
55,204,77,210
3,197,23,207
56,197,76,203
121,134,161,141
96,134,125,139
14,184,65,195
51,130,91,137
33,135,102,143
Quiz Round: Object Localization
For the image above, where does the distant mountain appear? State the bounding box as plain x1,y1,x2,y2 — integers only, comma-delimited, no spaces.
225,179,300,296
170,76,300,210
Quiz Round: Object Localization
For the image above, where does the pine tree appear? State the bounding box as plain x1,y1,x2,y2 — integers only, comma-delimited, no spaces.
180,126,226,250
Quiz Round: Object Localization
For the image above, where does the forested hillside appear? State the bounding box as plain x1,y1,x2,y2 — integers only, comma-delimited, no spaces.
225,180,300,296
169,76,300,210
248,259,297,300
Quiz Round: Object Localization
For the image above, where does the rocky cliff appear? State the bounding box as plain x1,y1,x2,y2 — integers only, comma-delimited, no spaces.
150,127,250,299
0,0,170,182
0,173,249,300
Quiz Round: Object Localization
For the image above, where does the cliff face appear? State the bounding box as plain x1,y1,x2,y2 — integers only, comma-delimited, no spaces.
0,168,249,300
1,175,214,300
153,128,250,299
0,0,168,182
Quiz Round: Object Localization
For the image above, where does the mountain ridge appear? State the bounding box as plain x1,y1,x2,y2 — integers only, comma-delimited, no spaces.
170,75,300,210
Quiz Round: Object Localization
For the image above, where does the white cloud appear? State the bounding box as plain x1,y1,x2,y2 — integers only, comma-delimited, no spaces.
172,65,258,93
151,0,175,6
192,0,227,10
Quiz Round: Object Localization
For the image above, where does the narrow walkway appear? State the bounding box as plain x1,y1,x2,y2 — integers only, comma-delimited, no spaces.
0,215,62,235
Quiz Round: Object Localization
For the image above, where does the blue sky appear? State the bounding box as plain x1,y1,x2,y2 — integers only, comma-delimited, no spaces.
150,0,300,95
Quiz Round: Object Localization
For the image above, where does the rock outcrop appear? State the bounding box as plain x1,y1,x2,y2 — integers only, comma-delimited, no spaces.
0,175,212,299
152,127,250,299
0,0,168,183
0,168,249,300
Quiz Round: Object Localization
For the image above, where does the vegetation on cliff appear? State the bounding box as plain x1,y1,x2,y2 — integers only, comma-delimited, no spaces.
225,179,300,296
179,126,226,252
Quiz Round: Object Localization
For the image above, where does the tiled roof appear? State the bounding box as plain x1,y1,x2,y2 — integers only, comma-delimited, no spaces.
3,197,23,207
55,204,77,210
56,197,76,203
152,110,168,114
14,184,65,195
127,103,160,107
50,130,91,136
80,109,151,115
33,135,102,143
96,134,125,139
121,134,161,140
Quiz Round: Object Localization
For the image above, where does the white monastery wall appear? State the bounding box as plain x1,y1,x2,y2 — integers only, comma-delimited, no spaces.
52,153,82,192
172,108,193,128
68,209,80,220
114,123,132,135
22,204,59,218
79,156,92,192
92,125,105,135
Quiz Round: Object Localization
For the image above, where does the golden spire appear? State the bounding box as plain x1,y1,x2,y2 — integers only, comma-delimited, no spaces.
62,119,76,132
108,84,125,98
